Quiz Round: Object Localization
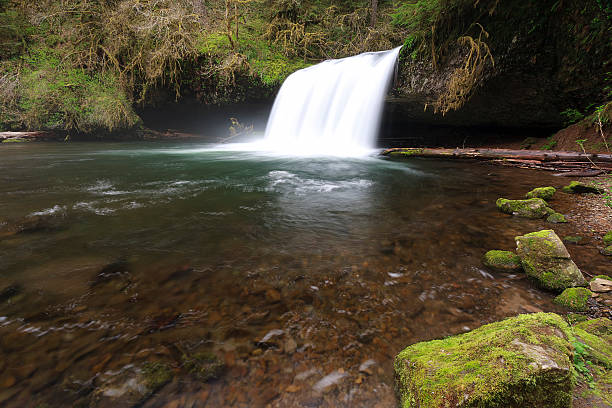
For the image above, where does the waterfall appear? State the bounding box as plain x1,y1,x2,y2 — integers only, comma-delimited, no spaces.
262,47,401,156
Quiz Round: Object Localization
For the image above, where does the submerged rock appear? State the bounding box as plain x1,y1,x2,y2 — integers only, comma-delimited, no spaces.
482,250,522,272
563,235,584,245
91,362,172,407
526,186,556,200
554,288,592,312
515,230,587,291
182,352,224,382
394,313,574,408
496,198,554,219
561,181,604,194
546,212,567,223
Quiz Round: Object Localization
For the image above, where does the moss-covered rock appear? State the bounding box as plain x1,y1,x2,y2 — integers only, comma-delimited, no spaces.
394,313,574,408
575,317,612,339
496,198,554,219
482,250,522,272
602,246,612,256
547,213,567,224
563,236,583,245
526,187,556,200
604,231,612,245
561,181,604,194
141,361,173,391
591,275,612,282
515,230,587,291
182,352,224,382
554,288,592,312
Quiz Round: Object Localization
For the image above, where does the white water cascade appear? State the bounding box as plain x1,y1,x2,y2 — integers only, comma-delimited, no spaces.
262,47,401,156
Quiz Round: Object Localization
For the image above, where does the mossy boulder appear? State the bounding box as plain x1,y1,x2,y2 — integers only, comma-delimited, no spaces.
604,231,612,245
496,198,554,219
515,230,587,291
547,213,567,223
526,186,556,200
574,317,612,339
553,288,592,312
394,313,574,408
561,181,604,194
602,246,612,256
482,250,522,272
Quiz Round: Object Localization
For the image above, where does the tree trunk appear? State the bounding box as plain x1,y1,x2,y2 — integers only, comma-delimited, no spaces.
370,0,378,27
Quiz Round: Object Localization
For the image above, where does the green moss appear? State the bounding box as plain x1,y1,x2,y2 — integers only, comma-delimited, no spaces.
574,318,612,339
562,181,604,194
395,313,574,408
602,246,612,256
482,250,522,272
1,138,29,143
496,198,555,219
563,236,583,244
389,148,425,157
572,327,612,369
604,231,612,245
547,213,568,223
591,275,612,282
141,362,172,391
182,352,224,382
566,313,589,325
554,288,592,312
526,186,556,200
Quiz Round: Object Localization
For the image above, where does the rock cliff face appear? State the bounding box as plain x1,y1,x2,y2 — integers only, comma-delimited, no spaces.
391,1,611,130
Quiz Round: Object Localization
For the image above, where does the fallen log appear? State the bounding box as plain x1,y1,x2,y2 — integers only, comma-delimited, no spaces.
382,148,612,163
0,131,62,141
382,147,612,175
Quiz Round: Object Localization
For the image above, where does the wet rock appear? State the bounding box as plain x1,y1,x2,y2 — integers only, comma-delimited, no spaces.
562,181,604,194
90,260,131,288
0,284,22,303
482,250,522,272
394,313,574,408
182,352,224,382
515,230,587,291
546,212,567,223
265,288,281,302
358,359,376,376
91,362,172,408
313,370,347,393
526,186,556,200
554,288,592,312
590,278,612,293
284,337,298,354
2,213,66,236
496,198,554,219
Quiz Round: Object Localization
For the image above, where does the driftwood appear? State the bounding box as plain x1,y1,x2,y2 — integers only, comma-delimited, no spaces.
382,148,612,175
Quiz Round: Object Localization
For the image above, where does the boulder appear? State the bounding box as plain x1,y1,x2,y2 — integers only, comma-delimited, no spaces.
394,313,574,408
526,187,556,200
561,181,604,194
496,198,554,219
546,213,567,223
482,250,523,272
590,278,612,293
553,288,592,312
515,230,587,291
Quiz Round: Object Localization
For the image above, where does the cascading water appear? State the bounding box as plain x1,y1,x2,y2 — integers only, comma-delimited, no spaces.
262,47,401,156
